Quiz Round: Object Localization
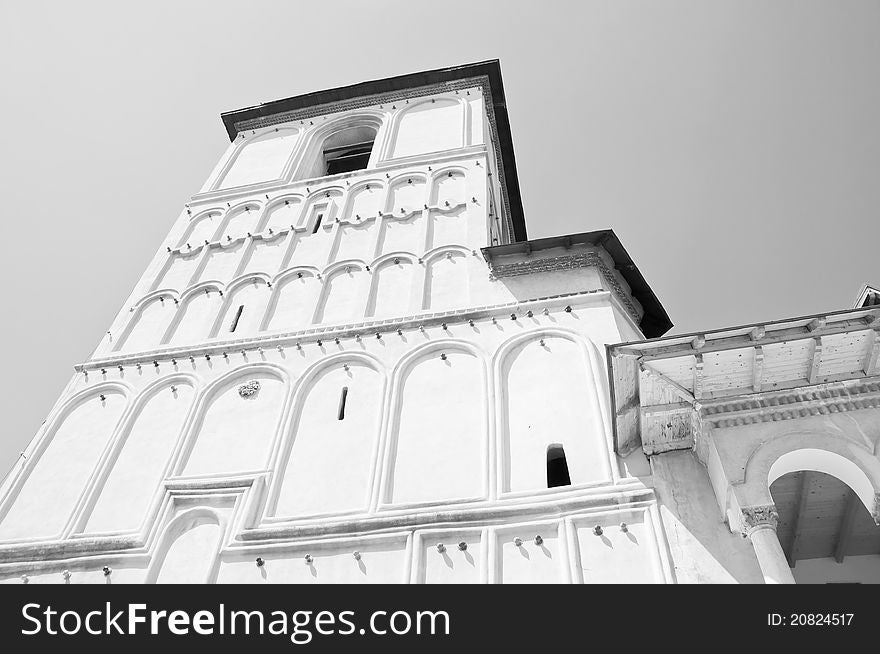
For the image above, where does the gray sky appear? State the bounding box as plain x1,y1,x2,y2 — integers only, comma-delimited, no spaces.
1,0,878,476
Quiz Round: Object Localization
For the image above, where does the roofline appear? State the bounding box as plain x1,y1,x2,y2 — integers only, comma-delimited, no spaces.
220,60,528,242
607,303,880,354
482,229,673,338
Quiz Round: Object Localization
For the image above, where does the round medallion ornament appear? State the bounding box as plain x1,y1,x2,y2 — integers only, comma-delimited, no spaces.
238,380,261,398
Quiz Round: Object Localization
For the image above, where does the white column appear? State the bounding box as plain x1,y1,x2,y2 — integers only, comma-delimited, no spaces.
742,505,795,585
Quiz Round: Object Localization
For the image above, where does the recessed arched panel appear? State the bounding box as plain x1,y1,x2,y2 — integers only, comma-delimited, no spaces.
263,198,302,232
378,214,423,256
241,234,291,277
368,259,414,318
153,512,223,584
179,212,223,248
391,99,463,158
85,384,195,534
429,206,470,250
182,373,286,476
116,297,176,352
316,267,367,325
220,206,261,241
388,349,484,505
341,185,382,221
274,362,382,517
502,336,610,493
218,129,299,189
198,242,246,285
431,171,466,206
213,279,271,337
155,251,201,292
166,290,224,345
265,274,321,332
333,221,374,262
387,178,426,214
0,391,127,541
424,252,468,311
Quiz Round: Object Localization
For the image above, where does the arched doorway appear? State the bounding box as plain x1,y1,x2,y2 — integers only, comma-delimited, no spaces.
771,471,880,583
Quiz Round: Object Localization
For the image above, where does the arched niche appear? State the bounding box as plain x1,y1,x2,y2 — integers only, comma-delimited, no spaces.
240,232,292,278
386,345,486,505
219,204,261,241
0,388,128,541
84,381,195,534
149,509,223,584
217,128,300,189
263,271,321,332
315,265,368,325
199,241,246,285
115,295,176,352
211,277,272,337
390,98,464,158
367,257,416,318
431,169,466,206
423,250,469,311
178,211,223,248
386,176,426,214
181,370,287,477
154,250,201,292
378,212,424,256
500,334,611,493
428,206,471,250
331,219,374,263
273,360,384,518
164,287,224,346
341,183,383,222
261,197,303,233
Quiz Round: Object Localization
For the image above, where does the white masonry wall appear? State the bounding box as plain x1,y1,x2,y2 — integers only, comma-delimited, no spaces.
0,82,675,584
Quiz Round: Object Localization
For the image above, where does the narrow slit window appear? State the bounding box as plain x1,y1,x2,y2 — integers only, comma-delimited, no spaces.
546,444,571,488
312,213,323,234
337,386,349,420
229,304,245,332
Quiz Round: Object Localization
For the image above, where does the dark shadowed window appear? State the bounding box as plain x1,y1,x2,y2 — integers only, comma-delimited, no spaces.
547,444,571,488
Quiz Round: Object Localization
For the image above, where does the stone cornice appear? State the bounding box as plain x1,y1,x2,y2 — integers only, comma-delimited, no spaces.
701,378,880,428
78,288,615,372
486,251,642,324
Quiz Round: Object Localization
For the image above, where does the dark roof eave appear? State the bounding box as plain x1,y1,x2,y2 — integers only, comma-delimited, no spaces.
481,229,673,338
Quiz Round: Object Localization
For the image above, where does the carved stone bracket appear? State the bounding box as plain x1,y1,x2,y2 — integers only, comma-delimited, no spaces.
741,504,779,535
238,380,261,399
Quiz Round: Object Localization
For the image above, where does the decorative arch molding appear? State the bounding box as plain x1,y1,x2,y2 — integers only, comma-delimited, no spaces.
365,252,420,319
161,282,225,346
492,328,617,496
172,363,293,480
212,126,302,192
0,382,132,544
257,193,305,232
115,290,180,352
271,265,320,285
378,338,491,509
144,506,226,584
265,350,388,521
739,433,880,523
176,208,225,248
73,373,202,536
208,273,273,338
312,259,370,324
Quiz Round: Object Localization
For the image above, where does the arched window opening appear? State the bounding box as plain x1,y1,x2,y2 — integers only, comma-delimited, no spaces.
771,470,880,584
547,444,571,488
322,126,376,176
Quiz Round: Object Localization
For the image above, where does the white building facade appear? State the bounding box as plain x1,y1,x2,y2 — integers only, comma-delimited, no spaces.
1,61,875,584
